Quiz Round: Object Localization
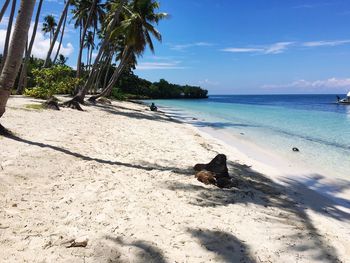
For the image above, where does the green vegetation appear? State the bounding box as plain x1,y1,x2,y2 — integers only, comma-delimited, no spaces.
24,65,81,99
115,71,208,99
24,104,44,110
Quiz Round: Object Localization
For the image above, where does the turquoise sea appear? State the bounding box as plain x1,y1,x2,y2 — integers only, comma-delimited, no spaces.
148,95,350,179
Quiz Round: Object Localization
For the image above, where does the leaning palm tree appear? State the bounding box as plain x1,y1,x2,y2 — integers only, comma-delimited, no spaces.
0,0,17,72
84,30,95,70
72,0,104,78
0,0,36,125
42,15,57,45
43,0,71,67
17,0,44,94
88,0,168,102
53,3,69,64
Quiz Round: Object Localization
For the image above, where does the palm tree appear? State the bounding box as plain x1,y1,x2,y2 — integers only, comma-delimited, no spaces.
53,3,69,64
56,54,68,65
17,0,44,94
0,0,36,123
43,0,71,67
0,0,11,24
72,0,104,78
0,0,17,72
84,30,95,70
42,15,57,45
88,0,167,102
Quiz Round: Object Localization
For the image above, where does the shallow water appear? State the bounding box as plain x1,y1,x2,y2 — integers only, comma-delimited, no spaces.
147,95,350,179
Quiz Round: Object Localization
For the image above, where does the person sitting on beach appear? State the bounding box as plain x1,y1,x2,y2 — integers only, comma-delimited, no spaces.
150,103,158,111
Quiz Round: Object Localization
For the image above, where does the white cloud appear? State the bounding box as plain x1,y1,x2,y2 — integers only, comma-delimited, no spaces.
221,42,294,55
137,61,185,70
170,42,213,51
0,22,74,60
262,78,350,90
302,40,350,47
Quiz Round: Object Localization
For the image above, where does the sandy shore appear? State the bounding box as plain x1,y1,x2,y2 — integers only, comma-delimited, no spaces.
0,96,349,262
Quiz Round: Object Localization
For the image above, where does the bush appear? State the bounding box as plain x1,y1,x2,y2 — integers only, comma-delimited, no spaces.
111,88,126,100
24,66,81,99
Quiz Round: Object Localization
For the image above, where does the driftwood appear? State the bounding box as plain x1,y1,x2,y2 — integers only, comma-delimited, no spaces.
61,99,83,111
194,154,237,188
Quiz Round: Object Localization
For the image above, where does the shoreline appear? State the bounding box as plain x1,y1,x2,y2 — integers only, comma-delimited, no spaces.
155,103,350,216
1,96,349,262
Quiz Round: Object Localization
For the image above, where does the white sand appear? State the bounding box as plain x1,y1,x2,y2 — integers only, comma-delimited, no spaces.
0,96,349,263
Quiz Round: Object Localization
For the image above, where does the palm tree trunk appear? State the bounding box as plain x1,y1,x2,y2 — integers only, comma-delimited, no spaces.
0,0,36,119
16,0,44,94
0,0,17,73
77,0,126,99
89,27,95,71
53,3,68,64
76,0,98,78
86,46,90,71
43,0,71,67
102,55,113,91
0,0,11,24
88,48,131,102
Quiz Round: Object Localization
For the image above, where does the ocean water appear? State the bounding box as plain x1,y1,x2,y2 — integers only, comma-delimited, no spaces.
147,95,350,179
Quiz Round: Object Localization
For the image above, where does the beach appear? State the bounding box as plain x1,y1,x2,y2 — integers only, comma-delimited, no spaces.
0,96,349,262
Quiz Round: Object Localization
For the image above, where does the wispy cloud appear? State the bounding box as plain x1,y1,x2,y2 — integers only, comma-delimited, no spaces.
137,61,185,70
262,78,350,90
302,40,350,47
221,42,294,55
170,42,213,51
222,39,350,55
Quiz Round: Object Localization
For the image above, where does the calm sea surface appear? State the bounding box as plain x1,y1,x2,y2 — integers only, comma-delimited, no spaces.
148,95,350,179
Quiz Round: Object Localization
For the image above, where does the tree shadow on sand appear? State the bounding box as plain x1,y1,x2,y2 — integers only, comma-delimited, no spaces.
166,161,349,263
188,228,256,263
96,236,168,263
1,131,193,175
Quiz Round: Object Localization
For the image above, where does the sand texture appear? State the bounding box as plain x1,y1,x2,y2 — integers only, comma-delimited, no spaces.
0,96,349,263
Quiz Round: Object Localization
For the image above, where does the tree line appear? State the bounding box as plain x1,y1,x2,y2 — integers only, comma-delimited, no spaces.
1,0,204,126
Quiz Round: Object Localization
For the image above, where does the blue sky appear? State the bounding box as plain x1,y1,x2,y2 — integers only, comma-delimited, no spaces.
1,0,350,94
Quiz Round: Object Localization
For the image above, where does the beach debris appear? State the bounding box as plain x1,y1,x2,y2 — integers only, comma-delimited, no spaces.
62,237,88,248
43,97,60,110
292,147,299,152
195,170,216,185
194,154,237,188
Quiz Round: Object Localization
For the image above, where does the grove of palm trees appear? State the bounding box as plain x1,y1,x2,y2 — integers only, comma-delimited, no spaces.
0,0,207,125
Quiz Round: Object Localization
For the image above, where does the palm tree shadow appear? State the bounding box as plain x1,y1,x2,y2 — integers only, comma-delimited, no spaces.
1,131,193,175
103,236,168,263
166,161,347,263
188,228,256,263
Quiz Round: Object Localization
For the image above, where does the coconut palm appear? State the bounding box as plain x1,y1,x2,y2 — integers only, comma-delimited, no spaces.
0,0,36,123
88,0,167,101
43,0,71,67
72,0,104,78
42,15,57,45
0,0,17,72
53,4,68,64
84,30,95,70
56,54,68,65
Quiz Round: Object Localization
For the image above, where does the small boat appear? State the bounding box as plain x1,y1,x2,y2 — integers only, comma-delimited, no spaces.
337,92,350,104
